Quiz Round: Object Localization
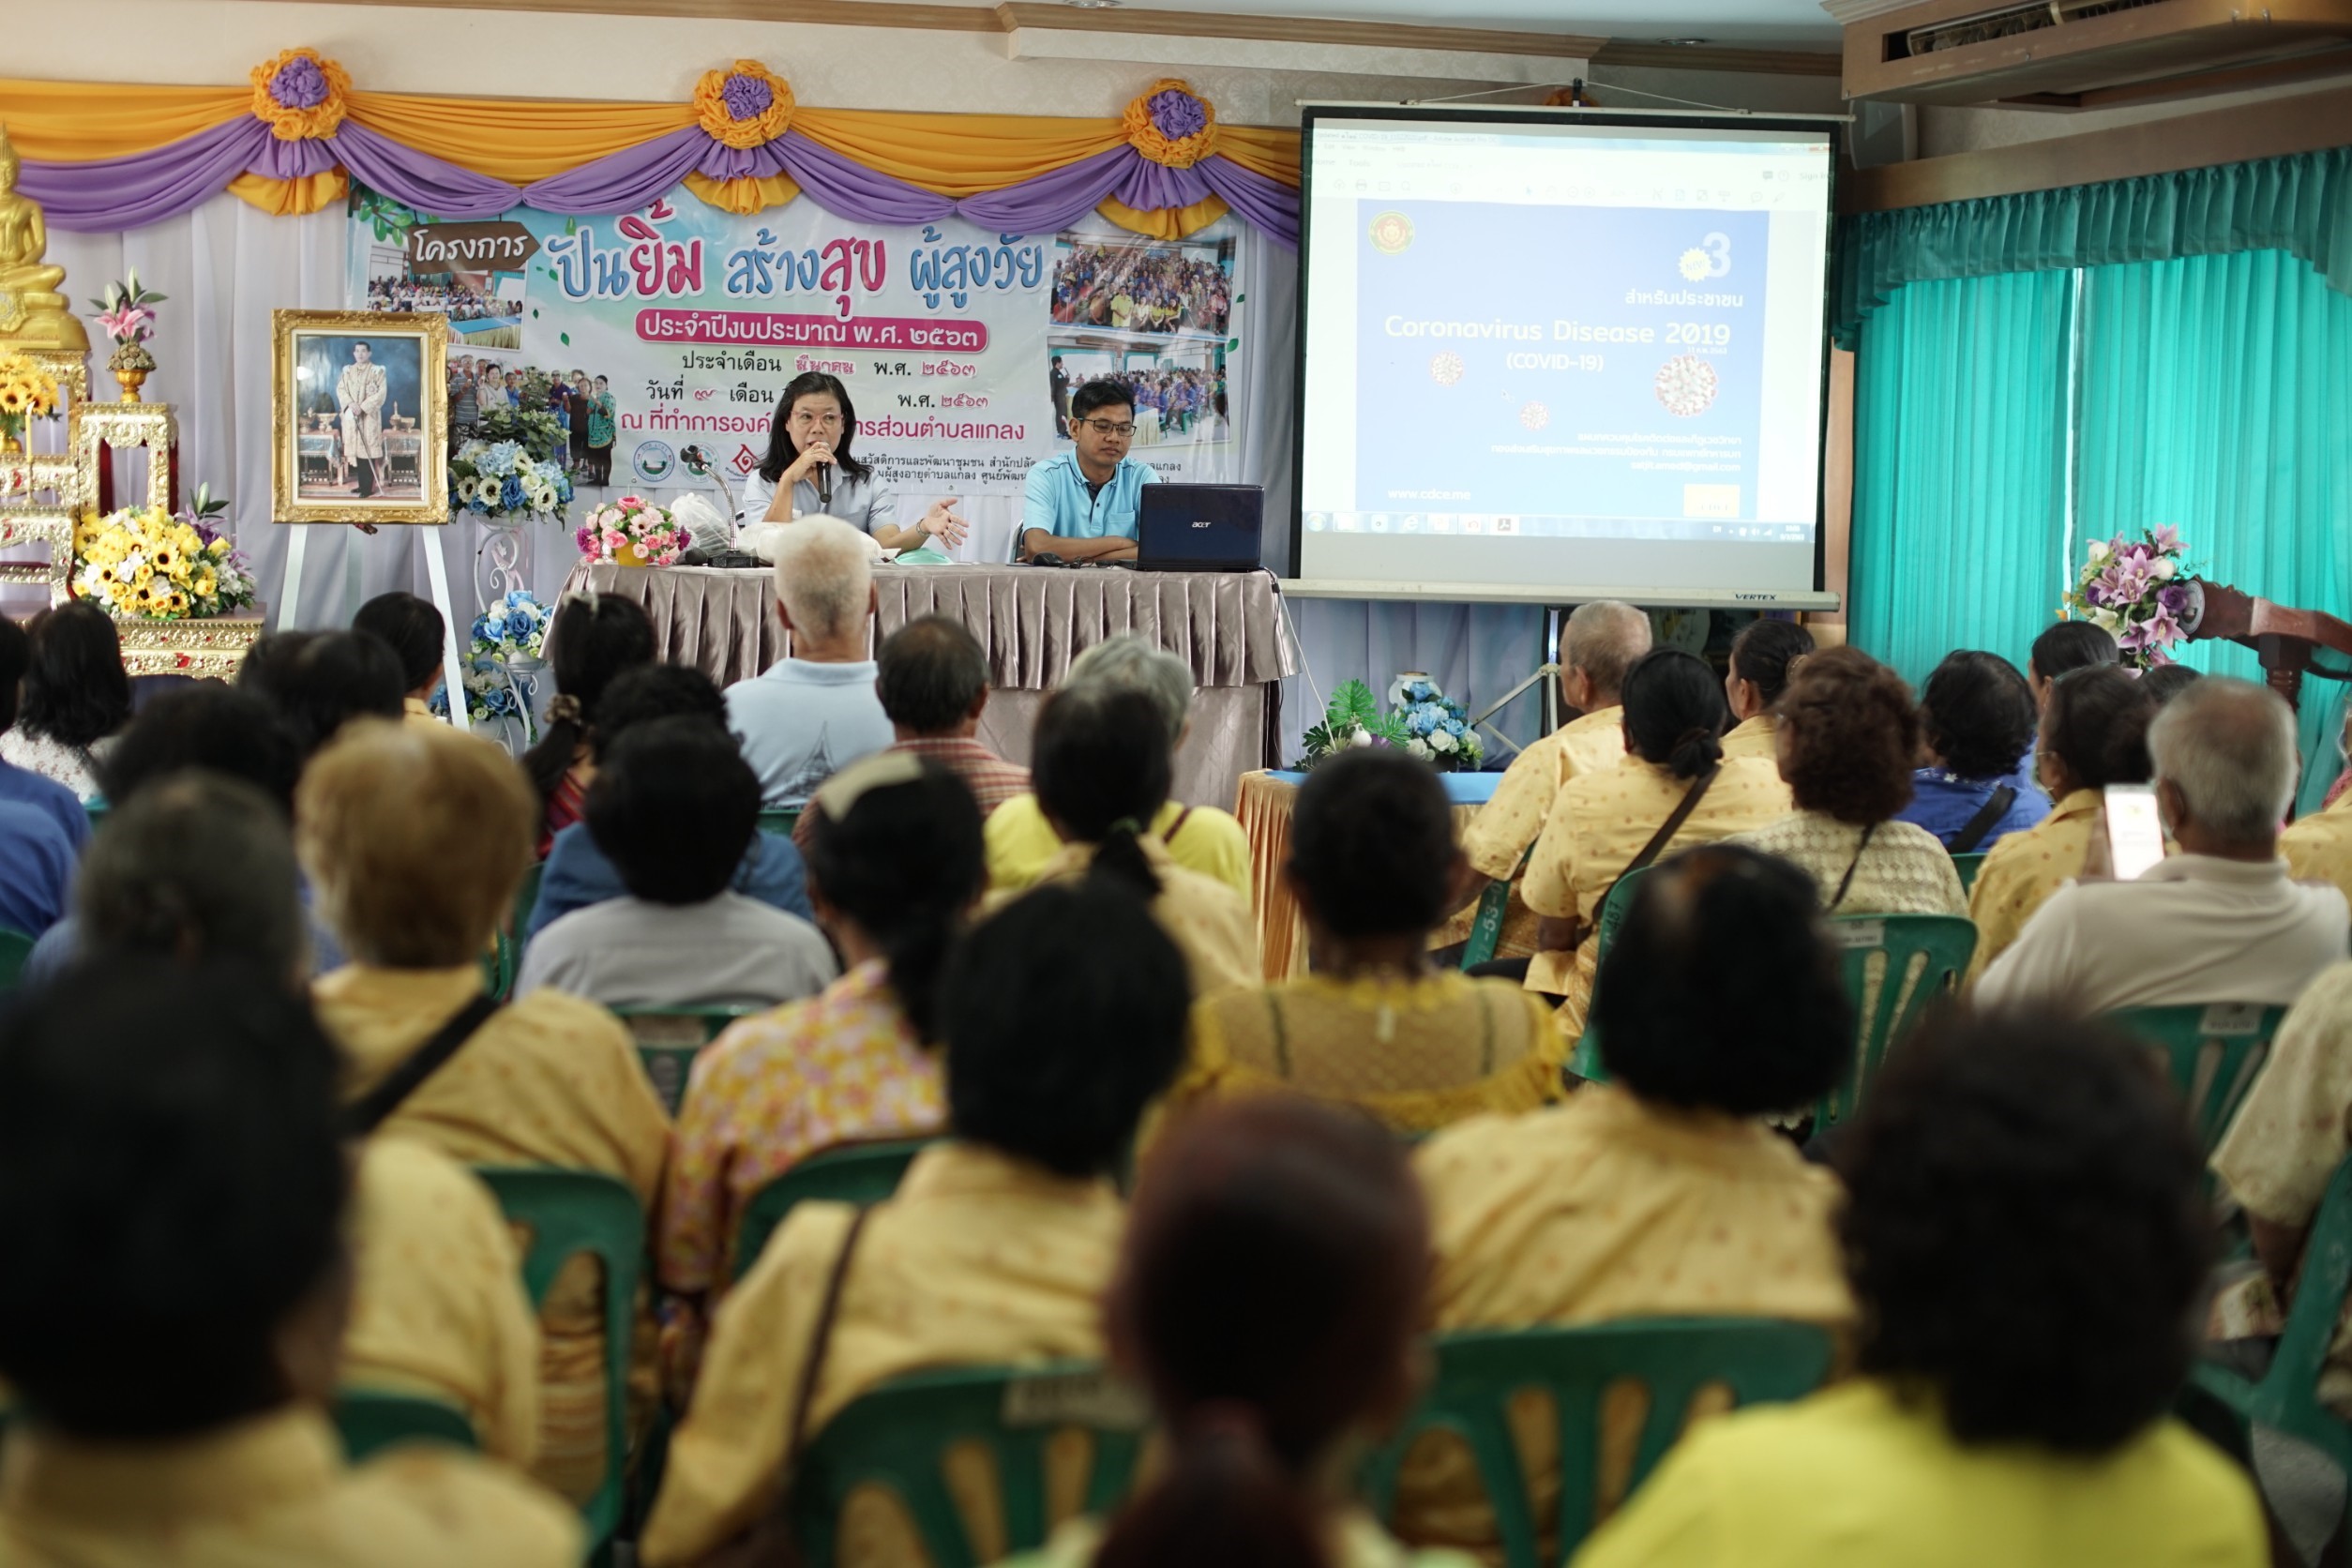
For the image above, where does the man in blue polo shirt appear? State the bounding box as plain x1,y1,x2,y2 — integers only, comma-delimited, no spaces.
1017,378,1158,563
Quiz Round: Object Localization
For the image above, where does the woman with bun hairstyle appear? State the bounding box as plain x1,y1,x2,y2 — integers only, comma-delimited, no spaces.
1522,648,1792,1037
1719,619,1814,761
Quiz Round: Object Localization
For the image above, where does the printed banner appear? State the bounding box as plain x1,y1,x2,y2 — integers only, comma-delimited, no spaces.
346,185,1249,505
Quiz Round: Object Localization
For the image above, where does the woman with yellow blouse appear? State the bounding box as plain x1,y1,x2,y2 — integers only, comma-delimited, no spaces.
1718,618,1813,761
1965,665,2157,981
1172,749,1563,1135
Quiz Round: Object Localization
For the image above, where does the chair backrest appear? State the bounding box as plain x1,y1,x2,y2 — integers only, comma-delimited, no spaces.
620,1004,764,1115
791,1362,1147,1568
0,927,34,991
1460,875,1514,971
1815,913,1977,1130
511,860,546,954
480,929,513,1003
1362,1319,1835,1568
473,1166,644,1550
1950,851,1989,894
2107,1003,2287,1157
1566,867,1654,1080
733,1138,933,1284
758,807,802,840
334,1389,480,1462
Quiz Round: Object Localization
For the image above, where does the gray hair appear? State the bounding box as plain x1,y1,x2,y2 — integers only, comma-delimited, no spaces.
80,772,306,982
772,516,873,642
2148,676,2299,846
1563,601,1652,701
1065,635,1193,745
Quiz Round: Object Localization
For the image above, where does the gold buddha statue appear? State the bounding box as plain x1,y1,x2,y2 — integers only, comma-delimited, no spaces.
0,124,90,354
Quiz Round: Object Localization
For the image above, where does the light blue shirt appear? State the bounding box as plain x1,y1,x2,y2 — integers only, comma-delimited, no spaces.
0,799,72,941
1018,452,1158,558
723,658,897,808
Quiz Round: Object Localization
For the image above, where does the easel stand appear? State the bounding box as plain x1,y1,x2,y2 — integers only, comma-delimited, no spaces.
279,523,470,733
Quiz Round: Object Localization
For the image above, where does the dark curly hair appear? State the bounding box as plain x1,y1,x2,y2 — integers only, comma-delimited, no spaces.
1776,646,1918,826
2042,665,2156,793
1920,650,2035,782
1289,750,1456,939
19,601,131,750
1620,649,1728,781
1727,619,1815,709
1833,1008,2209,1453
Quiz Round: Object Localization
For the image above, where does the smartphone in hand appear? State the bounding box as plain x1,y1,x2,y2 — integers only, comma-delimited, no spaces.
2103,784,2167,881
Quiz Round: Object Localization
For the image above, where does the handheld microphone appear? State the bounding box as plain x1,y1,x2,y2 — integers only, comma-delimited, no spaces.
815,445,833,512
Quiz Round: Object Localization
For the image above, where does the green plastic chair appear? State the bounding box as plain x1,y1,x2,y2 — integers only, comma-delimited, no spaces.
1460,876,1515,971
616,1003,765,1116
512,860,546,951
2108,1003,2287,1158
334,1389,480,1461
474,1166,644,1554
791,1362,1147,1568
479,929,513,1002
1950,851,1989,895
1361,1319,1836,1568
758,807,802,840
0,927,35,991
732,1138,933,1284
1565,867,1653,1081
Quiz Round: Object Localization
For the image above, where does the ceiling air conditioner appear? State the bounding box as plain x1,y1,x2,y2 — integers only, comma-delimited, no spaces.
1837,0,2352,107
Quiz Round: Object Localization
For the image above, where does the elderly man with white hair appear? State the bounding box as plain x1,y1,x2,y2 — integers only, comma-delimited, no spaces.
1975,675,2347,1016
723,517,896,807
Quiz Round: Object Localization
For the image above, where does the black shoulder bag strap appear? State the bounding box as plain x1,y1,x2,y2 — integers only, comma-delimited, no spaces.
1596,763,1720,915
343,993,503,1138
1828,822,1880,913
1946,785,2018,854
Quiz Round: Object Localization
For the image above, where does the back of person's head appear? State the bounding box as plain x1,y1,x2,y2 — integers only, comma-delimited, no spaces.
1562,601,1652,705
2042,665,2156,792
1289,750,1455,939
2139,662,2204,707
236,629,406,759
2147,676,2299,849
940,881,1189,1178
587,716,759,906
524,593,656,801
590,661,727,764
1098,1097,1430,1568
2029,620,2120,686
20,600,131,749
350,590,445,697
1920,650,2036,781
1066,634,1194,745
1033,685,1174,900
297,720,536,968
1776,646,1919,826
877,615,989,735
0,613,27,732
1726,619,1815,710
1619,648,1729,779
804,752,986,1041
0,956,346,1439
1835,1009,2208,1453
97,683,301,816
79,773,306,983
771,516,875,642
1593,844,1848,1115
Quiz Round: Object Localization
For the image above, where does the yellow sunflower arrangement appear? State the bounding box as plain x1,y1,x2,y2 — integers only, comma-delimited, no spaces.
0,349,60,450
73,504,258,622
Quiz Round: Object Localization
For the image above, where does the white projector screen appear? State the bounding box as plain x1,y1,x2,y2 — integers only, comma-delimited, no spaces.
1293,107,1840,607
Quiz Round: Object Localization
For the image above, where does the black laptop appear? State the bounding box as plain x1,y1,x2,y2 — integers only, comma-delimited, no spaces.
1135,484,1265,572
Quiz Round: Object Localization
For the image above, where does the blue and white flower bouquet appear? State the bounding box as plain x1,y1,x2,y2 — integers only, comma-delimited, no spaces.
1388,673,1485,772
430,590,551,735
451,437,572,522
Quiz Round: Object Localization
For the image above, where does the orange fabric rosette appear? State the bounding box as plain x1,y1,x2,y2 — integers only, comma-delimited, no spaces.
693,60,795,151
249,48,352,141
1123,79,1218,170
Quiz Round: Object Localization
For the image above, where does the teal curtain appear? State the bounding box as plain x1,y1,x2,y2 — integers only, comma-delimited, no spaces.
1848,269,2074,687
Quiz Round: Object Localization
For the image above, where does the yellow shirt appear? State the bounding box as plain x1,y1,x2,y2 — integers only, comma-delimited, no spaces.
1520,756,1792,1022
987,793,1251,899
0,1406,580,1568
1717,714,1779,762
2283,788,2352,909
999,1511,1475,1568
400,696,444,730
1459,708,1629,883
1569,1380,2266,1568
641,1143,1123,1568
1964,788,2101,983
342,1138,542,1467
988,835,1258,1001
313,965,671,1506
1173,971,1567,1136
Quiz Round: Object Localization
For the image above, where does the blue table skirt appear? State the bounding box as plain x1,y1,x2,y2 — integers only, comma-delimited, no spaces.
1265,768,1499,805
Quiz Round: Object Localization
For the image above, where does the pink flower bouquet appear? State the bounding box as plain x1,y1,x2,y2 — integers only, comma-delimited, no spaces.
575,495,690,567
2062,524,2195,669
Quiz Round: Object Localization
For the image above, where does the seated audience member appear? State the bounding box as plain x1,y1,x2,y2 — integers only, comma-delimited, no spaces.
1978,678,2346,1014
2,599,131,799
658,754,983,1316
641,877,1190,1567
2141,661,2204,706
522,593,655,854
1966,665,2156,980
1522,649,1792,1035
529,663,812,938
1171,750,1563,1135
1719,617,1814,761
987,635,1251,897
1454,601,1652,971
520,716,835,1009
353,589,448,726
1573,1012,2266,1568
0,615,88,849
999,1096,1455,1568
1016,378,1157,564
1899,650,2051,852
2028,618,2121,709
1732,647,1967,916
996,684,1256,997
724,517,895,807
2284,704,2352,908
0,797,71,941
1401,845,1855,1559
238,628,407,759
298,719,670,1506
0,957,580,1567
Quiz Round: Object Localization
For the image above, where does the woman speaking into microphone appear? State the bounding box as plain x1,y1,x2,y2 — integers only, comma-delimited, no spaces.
736,371,969,556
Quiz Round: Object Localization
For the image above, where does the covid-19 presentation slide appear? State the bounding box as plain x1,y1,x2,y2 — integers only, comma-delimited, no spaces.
1296,113,1836,600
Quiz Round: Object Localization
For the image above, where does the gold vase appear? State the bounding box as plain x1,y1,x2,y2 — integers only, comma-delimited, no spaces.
107,340,157,403
112,366,147,402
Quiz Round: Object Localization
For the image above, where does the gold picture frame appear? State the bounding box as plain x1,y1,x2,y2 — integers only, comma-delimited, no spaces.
271,309,448,525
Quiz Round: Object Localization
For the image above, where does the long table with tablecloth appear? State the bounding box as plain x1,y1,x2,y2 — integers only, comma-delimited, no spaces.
559,561,1297,808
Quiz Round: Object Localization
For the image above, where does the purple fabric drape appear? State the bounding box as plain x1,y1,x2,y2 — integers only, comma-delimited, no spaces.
17,116,277,231
774,131,955,226
519,125,708,215
1199,155,1299,249
334,122,520,219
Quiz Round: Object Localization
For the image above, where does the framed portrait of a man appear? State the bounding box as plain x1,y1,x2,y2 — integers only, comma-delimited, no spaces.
272,309,448,525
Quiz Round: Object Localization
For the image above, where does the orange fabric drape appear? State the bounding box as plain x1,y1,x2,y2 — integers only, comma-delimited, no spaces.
343,91,696,186
1096,193,1231,241
225,169,349,216
0,79,247,160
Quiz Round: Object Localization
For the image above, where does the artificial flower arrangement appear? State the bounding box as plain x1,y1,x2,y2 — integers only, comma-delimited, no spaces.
2062,524,2195,669
1388,673,1486,772
575,494,691,567
0,348,59,454
89,270,164,392
430,589,553,734
72,488,258,622
451,436,573,522
1297,679,1410,767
